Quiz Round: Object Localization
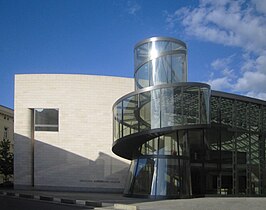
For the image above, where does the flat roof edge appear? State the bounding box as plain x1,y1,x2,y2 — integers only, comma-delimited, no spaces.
211,90,266,106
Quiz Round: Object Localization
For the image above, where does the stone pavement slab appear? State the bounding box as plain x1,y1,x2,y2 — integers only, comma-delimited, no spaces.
1,189,266,210
133,197,266,210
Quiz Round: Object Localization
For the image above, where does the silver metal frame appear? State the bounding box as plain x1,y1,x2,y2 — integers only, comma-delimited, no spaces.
134,36,187,49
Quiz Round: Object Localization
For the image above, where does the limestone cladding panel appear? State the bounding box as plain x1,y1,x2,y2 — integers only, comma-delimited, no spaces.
14,74,134,191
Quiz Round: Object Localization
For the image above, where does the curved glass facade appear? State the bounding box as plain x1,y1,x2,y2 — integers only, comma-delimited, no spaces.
113,83,210,141
112,37,266,199
134,37,187,90
124,132,191,198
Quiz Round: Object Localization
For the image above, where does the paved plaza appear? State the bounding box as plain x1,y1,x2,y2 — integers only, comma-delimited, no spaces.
1,189,266,210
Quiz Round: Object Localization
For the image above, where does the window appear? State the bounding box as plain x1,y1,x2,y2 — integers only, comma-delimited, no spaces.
34,109,59,131
4,127,8,139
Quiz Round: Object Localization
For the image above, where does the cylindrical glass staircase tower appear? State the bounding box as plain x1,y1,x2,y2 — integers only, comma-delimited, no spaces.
134,37,187,90
112,37,211,198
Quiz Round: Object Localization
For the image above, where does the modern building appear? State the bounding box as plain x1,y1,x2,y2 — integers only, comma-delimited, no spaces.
0,105,14,183
14,74,133,192
112,37,266,198
14,37,266,199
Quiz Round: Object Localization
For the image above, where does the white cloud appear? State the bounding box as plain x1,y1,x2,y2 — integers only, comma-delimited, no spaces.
246,91,266,101
235,70,266,92
211,57,232,70
126,0,141,15
240,53,257,72
252,0,266,15
206,55,236,91
170,0,266,53
207,77,233,90
166,0,266,100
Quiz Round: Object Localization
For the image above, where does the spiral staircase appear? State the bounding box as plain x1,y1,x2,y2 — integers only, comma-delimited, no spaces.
112,37,211,198
112,37,266,198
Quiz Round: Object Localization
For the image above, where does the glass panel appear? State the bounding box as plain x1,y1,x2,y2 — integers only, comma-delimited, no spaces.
141,138,158,155
161,88,174,127
139,92,151,131
250,133,260,195
211,96,220,123
263,106,266,132
134,39,187,90
135,63,149,89
178,130,189,157
151,89,161,129
114,102,123,139
236,131,249,194
183,87,199,125
173,87,182,125
249,104,260,132
167,158,181,196
235,101,248,129
172,42,185,50
180,159,191,196
124,160,137,195
158,133,178,155
154,158,168,196
200,87,210,124
34,109,58,132
220,98,233,126
122,95,138,137
149,56,174,86
133,158,155,195
135,42,150,69
263,134,266,194
113,107,118,141
35,109,58,125
171,54,186,83
155,41,172,54
129,131,193,198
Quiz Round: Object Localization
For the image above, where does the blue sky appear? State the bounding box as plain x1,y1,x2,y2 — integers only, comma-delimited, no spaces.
1,0,266,109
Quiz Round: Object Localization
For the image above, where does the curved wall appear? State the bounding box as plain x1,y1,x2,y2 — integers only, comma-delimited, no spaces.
14,74,134,192
134,37,187,90
112,82,210,159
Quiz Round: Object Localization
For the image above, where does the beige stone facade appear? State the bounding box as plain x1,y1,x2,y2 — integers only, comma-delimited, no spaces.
14,74,134,192
0,105,14,183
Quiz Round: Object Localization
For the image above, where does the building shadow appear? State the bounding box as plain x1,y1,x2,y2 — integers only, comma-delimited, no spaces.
14,133,129,192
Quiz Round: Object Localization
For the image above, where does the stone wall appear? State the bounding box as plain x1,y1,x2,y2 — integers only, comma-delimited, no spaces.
14,74,133,192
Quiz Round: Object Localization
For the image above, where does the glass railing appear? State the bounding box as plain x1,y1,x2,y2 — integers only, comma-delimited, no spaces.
113,83,211,141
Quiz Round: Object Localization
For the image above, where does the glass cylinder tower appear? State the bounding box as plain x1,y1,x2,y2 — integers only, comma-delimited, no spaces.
112,37,211,198
134,37,187,90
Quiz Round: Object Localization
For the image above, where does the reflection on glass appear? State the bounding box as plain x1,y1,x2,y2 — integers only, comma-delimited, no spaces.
123,131,191,198
113,84,210,140
124,161,137,194
134,39,187,90
136,64,149,89
114,102,122,141
161,88,174,127
34,108,59,132
183,87,199,124
122,96,138,137
151,89,161,129
133,158,155,195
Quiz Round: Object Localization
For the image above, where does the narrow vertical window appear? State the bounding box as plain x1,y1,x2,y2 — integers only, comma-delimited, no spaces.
3,127,8,139
34,109,59,131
